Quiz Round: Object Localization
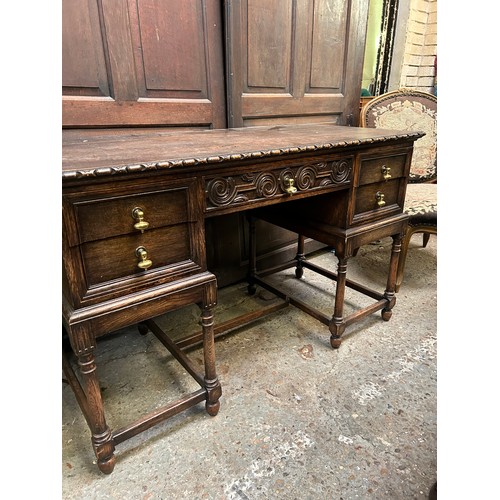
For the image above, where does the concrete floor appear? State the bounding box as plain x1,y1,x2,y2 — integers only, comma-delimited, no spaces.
62,235,437,499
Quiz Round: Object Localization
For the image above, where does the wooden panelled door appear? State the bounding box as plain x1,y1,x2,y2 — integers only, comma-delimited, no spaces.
62,0,226,129
225,0,369,127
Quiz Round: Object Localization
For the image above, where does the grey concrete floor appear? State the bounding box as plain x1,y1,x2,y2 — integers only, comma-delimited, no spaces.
62,235,437,499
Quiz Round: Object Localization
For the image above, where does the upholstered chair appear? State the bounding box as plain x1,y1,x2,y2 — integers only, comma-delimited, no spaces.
360,89,437,291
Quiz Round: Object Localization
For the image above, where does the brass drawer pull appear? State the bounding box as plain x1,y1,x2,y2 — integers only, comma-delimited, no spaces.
375,191,386,207
132,207,150,233
135,246,153,270
381,165,391,180
285,178,297,194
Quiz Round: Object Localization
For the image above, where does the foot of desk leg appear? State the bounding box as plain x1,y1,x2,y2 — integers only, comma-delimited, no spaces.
92,429,116,474
96,456,116,474
206,402,220,416
381,292,396,322
381,308,393,321
382,289,396,321
329,319,346,349
205,377,222,416
329,333,344,349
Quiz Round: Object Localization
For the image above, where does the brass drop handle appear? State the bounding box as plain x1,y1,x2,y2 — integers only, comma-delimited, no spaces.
285,178,297,194
381,165,391,180
132,207,150,233
135,246,153,270
375,191,386,207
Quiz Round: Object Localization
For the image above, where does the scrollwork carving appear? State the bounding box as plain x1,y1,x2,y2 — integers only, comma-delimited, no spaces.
207,177,238,207
205,157,353,209
296,166,317,190
255,173,279,197
331,160,352,183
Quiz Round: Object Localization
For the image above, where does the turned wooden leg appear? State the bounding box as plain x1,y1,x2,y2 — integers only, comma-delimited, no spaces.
329,256,348,349
76,350,116,473
201,307,222,416
295,235,305,279
382,233,403,319
247,215,257,295
67,323,116,474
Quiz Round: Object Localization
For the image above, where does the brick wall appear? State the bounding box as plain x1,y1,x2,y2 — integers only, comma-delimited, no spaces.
399,0,437,93
400,0,437,93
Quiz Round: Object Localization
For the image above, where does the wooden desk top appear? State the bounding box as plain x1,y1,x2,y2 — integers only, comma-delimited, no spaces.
62,124,423,180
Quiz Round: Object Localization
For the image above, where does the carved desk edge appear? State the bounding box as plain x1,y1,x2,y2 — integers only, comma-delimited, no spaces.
62,126,424,181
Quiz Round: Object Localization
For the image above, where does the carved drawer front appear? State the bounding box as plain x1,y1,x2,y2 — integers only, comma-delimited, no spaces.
358,153,407,186
81,225,193,287
352,178,405,225
75,188,191,244
205,157,353,214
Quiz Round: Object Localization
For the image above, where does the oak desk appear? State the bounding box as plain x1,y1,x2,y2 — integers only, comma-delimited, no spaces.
62,124,423,473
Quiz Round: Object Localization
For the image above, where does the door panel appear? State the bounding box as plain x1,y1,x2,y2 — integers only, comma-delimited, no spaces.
246,0,293,91
62,0,226,128
62,0,109,97
226,0,369,127
131,0,207,98
308,0,347,91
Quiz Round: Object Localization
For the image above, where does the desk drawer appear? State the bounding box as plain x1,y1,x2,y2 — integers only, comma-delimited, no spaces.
353,179,404,221
63,177,207,306
359,154,406,186
81,224,193,287
205,156,353,214
75,188,191,244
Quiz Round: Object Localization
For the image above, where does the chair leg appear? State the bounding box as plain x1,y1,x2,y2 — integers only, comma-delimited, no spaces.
422,233,431,248
396,225,436,292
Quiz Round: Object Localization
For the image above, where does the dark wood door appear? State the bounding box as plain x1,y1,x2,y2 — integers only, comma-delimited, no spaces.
62,0,226,129
225,0,369,127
